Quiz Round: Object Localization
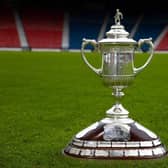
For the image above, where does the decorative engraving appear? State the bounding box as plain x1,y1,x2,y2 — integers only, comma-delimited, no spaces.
103,123,130,141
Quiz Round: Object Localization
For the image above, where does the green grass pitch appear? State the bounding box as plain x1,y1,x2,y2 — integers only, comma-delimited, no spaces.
0,51,168,168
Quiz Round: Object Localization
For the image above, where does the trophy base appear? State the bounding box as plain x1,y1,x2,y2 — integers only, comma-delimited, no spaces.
63,117,167,159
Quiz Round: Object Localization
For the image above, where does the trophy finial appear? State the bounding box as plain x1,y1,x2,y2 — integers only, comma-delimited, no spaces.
114,9,123,25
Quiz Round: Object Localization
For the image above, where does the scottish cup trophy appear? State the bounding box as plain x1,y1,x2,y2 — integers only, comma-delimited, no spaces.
64,9,167,159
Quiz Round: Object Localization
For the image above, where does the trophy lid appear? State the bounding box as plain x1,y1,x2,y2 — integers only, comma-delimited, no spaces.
99,9,136,44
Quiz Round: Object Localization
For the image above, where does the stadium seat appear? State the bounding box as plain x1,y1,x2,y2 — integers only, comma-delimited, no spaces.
20,8,63,49
134,12,167,51
69,10,104,49
0,3,168,51
0,7,20,48
156,31,168,51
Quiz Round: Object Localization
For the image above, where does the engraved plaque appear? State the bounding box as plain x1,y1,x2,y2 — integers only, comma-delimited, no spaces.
103,123,130,141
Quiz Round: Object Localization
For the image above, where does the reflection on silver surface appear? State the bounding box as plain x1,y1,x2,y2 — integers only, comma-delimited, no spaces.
102,51,135,87
126,141,140,147
109,150,124,157
64,145,71,153
64,139,167,159
112,142,126,147
139,149,153,156
101,117,134,124
80,149,95,156
161,146,167,154
103,123,130,141
76,122,99,138
72,138,163,148
153,147,164,155
73,140,83,147
153,139,161,146
97,141,111,147
84,141,97,148
69,147,80,155
140,141,153,147
95,150,109,157
125,149,139,157
134,122,157,139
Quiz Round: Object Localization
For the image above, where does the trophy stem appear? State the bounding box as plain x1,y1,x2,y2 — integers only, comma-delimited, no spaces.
106,87,129,119
112,87,125,102
112,87,125,101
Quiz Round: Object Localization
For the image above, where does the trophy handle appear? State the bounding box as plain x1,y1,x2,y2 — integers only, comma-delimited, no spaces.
81,38,102,76
133,38,154,75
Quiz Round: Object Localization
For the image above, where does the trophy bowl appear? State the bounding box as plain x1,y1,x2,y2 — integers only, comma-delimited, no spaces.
63,9,167,160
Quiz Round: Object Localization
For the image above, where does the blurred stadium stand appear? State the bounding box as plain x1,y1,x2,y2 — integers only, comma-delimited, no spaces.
155,28,168,51
69,10,104,49
0,0,167,51
20,8,63,49
0,6,20,48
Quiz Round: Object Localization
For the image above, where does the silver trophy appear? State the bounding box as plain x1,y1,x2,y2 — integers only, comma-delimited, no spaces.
64,9,167,159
